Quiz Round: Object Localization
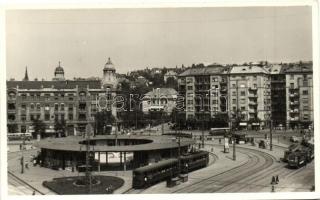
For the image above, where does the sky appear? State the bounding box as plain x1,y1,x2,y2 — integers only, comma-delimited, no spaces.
6,6,312,80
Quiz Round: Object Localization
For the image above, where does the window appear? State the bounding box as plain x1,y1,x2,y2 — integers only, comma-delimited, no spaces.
21,94,27,100
30,114,34,121
253,84,257,88
302,90,308,95
54,104,59,111
232,84,236,88
187,100,193,105
303,106,309,110
21,104,26,111
61,104,65,111
30,103,35,110
45,94,50,101
44,104,50,111
232,91,236,96
233,106,236,111
212,100,217,104
187,86,193,90
303,114,309,120
21,114,26,121
232,99,236,104
45,114,50,121
241,106,245,111
290,83,294,89
241,76,246,80
253,76,257,80
186,77,193,83
240,99,246,104
290,75,294,80
68,114,73,120
36,103,41,111
55,114,59,120
68,104,74,111
240,91,245,96
61,114,65,120
302,98,309,104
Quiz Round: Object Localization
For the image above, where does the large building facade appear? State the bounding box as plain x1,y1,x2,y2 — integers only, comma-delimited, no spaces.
177,66,229,122
177,62,313,130
7,59,118,136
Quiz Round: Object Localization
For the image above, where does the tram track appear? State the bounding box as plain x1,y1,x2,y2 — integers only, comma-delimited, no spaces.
8,171,44,195
173,147,275,193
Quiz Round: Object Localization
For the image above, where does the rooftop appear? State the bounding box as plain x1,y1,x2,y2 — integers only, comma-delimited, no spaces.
7,80,102,90
229,65,269,74
35,135,195,152
145,88,177,98
178,66,225,77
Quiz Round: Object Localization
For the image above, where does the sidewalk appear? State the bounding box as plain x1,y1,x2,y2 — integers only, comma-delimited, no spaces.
7,149,132,195
140,145,249,194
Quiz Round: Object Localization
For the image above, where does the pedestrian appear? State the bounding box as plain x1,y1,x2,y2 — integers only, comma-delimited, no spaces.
19,144,22,150
32,191,35,195
276,175,279,184
25,163,29,169
219,138,221,144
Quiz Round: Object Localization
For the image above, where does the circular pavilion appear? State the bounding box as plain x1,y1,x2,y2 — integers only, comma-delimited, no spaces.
35,135,195,171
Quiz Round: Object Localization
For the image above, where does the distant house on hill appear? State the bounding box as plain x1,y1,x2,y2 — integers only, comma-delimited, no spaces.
142,88,178,114
164,70,177,83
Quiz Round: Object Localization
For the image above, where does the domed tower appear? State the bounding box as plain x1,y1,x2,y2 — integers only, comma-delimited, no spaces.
53,61,65,81
102,57,117,88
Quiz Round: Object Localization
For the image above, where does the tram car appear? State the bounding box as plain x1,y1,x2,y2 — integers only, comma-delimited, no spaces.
287,151,308,168
132,159,179,189
132,151,209,189
180,151,209,174
283,143,301,162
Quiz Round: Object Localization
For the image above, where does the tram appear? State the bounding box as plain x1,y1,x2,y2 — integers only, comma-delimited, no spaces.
132,159,179,189
287,151,307,168
132,151,209,189
180,151,209,174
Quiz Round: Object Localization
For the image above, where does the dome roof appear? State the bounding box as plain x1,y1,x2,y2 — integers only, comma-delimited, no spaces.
55,61,64,74
104,57,115,71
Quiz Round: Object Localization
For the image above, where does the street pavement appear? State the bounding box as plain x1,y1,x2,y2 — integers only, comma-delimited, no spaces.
7,126,314,195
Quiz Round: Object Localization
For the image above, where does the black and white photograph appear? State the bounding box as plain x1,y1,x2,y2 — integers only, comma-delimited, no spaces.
2,2,318,198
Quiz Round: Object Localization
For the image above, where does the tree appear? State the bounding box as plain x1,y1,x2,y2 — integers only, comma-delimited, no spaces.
210,113,229,128
32,119,46,139
95,110,116,135
54,118,66,137
7,124,18,133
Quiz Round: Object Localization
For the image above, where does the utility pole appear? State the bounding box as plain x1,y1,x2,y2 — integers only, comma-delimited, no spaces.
233,79,239,161
85,123,93,194
270,119,273,151
21,130,26,174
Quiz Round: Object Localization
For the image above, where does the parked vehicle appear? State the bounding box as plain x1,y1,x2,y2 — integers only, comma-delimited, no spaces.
7,132,32,141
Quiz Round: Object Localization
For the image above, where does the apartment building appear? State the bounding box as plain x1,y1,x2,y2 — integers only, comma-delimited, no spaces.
7,59,118,136
284,62,313,129
177,66,229,121
228,65,271,130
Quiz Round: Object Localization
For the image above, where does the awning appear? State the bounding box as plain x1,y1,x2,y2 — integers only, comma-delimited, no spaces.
252,123,260,125
239,122,247,126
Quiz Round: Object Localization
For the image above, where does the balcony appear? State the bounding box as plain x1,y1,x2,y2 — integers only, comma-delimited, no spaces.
289,87,299,91
289,109,299,113
249,109,257,114
289,93,299,98
248,93,258,98
248,87,258,91
289,101,299,106
289,117,299,121
248,101,257,106
7,109,16,113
